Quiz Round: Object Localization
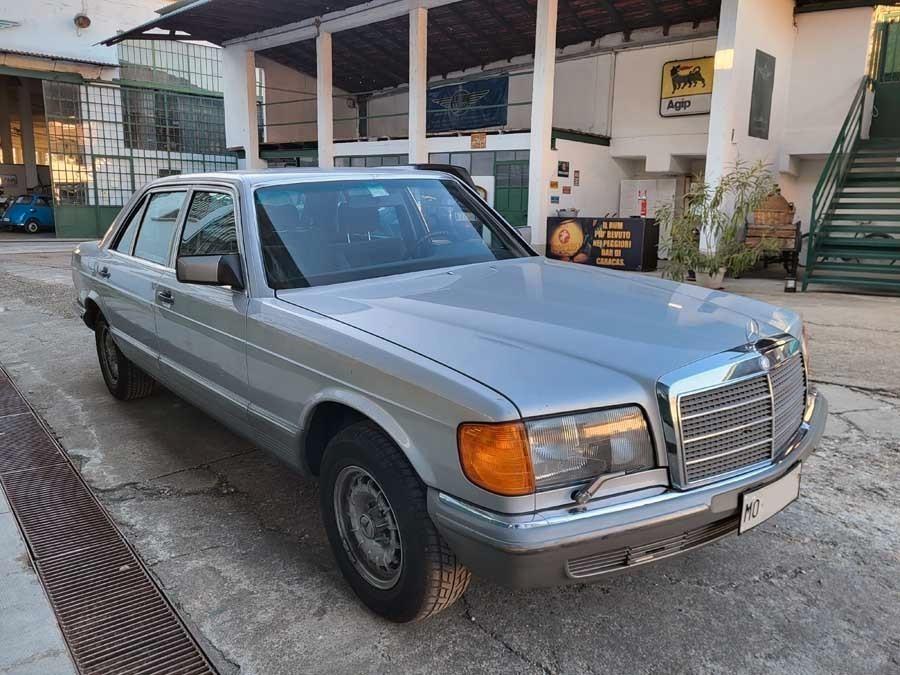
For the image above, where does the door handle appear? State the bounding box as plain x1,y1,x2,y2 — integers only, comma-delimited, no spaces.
156,289,175,305
97,266,110,278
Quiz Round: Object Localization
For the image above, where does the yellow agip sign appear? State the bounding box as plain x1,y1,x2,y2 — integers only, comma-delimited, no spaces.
660,57,715,117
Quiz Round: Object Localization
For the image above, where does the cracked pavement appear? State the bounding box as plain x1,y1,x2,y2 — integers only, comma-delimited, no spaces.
0,248,898,674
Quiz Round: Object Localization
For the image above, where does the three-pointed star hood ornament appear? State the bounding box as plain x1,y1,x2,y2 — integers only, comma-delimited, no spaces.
745,319,761,346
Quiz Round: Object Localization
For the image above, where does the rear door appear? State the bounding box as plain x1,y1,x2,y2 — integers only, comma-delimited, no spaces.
155,186,250,425
94,189,188,375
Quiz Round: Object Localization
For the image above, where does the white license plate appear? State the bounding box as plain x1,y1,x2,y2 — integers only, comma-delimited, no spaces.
738,464,802,534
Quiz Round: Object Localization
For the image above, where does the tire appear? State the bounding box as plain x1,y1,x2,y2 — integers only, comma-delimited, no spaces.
320,421,471,622
95,316,156,401
25,219,40,234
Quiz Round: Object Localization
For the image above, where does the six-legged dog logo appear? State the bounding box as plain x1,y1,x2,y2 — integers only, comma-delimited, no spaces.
670,65,707,94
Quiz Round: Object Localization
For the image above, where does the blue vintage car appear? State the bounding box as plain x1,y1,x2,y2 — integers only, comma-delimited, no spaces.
2,194,55,233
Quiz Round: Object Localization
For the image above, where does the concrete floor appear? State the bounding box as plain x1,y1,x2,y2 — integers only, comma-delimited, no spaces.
0,486,76,675
0,246,898,675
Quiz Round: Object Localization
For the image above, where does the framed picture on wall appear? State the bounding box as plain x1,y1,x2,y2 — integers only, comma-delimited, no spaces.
557,161,570,178
749,50,776,140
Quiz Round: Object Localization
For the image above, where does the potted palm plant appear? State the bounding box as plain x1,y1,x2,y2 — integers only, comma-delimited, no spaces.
657,161,780,289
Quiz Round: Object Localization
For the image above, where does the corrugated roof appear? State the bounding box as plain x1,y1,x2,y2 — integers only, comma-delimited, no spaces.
102,0,879,94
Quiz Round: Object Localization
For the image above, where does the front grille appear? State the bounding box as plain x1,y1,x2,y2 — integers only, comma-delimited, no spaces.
676,352,806,486
566,516,739,579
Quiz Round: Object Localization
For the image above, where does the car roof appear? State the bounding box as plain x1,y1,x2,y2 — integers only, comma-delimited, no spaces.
146,167,461,190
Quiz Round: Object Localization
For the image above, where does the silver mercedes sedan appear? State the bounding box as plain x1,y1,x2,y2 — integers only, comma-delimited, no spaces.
72,169,827,622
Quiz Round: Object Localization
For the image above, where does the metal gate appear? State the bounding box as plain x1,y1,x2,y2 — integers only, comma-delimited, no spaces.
870,18,900,138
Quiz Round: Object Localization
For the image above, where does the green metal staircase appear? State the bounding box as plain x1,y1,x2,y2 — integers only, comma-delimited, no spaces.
803,88,900,292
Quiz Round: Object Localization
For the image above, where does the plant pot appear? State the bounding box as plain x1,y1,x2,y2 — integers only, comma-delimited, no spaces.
696,267,727,290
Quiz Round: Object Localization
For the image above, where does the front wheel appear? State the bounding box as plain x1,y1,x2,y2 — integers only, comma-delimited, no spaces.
95,316,156,400
25,219,40,234
320,421,471,622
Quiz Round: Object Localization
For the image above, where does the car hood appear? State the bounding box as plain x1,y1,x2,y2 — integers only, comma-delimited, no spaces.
276,257,801,418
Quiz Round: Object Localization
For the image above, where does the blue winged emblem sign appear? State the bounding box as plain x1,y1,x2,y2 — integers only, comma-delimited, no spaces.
427,76,509,132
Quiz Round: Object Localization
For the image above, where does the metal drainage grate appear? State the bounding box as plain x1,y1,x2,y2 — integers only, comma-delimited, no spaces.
0,367,216,675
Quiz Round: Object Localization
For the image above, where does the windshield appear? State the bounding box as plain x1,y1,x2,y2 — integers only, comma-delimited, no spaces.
254,178,531,289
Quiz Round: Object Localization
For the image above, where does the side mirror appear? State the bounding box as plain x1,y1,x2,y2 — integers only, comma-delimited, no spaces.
176,253,245,290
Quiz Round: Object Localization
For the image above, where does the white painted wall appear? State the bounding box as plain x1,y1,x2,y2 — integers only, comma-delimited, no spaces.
782,7,873,158
609,38,717,171
0,0,170,68
548,139,629,217
256,54,357,144
333,131,532,157
363,50,616,138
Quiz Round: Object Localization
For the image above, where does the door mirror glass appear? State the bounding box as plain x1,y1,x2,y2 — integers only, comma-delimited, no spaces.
176,253,245,290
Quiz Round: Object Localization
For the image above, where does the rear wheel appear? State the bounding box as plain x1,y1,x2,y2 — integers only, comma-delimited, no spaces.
320,421,470,622
95,316,156,400
25,219,40,234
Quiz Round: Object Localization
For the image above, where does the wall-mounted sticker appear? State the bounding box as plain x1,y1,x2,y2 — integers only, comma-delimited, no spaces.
470,132,487,149
748,50,776,139
660,56,714,117
557,161,570,178
550,195,560,204
562,185,572,195
573,170,580,186
550,180,559,189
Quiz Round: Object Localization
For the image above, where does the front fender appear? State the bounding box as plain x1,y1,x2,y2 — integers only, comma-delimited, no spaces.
298,388,435,483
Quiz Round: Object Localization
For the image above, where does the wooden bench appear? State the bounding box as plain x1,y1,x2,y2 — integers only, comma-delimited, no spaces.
746,221,802,292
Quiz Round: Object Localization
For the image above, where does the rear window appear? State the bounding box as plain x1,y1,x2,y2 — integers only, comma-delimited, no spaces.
254,178,529,289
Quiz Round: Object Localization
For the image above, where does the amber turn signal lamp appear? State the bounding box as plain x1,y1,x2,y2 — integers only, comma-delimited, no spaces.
458,422,535,496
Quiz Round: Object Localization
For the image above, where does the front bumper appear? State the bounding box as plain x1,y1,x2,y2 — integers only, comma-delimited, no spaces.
429,389,827,588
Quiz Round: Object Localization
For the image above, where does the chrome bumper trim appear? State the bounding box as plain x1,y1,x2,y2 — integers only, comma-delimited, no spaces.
431,388,825,548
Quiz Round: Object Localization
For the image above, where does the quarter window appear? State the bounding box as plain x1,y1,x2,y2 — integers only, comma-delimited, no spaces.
133,191,186,265
113,199,146,254
179,191,238,257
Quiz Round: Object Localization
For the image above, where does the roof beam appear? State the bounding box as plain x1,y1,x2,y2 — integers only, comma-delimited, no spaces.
447,4,506,65
225,0,466,52
481,1,536,57
597,0,628,36
559,0,596,44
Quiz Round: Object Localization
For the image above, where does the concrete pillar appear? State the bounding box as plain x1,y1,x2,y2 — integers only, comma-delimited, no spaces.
18,82,38,188
0,85,12,165
408,6,428,164
526,0,558,248
222,45,264,169
703,0,795,252
317,31,335,168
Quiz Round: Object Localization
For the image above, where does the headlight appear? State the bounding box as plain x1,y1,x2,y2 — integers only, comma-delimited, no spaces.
458,406,655,495
525,407,655,490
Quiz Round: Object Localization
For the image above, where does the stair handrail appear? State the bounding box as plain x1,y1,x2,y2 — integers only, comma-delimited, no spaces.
806,76,869,276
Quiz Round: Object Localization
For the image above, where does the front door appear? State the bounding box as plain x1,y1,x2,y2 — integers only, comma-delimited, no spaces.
155,187,250,426
94,189,187,376
871,18,900,139
494,159,529,227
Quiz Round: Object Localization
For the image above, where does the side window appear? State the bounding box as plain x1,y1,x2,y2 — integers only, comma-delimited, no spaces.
133,191,187,265
113,199,146,254
35,197,50,208
178,191,238,257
